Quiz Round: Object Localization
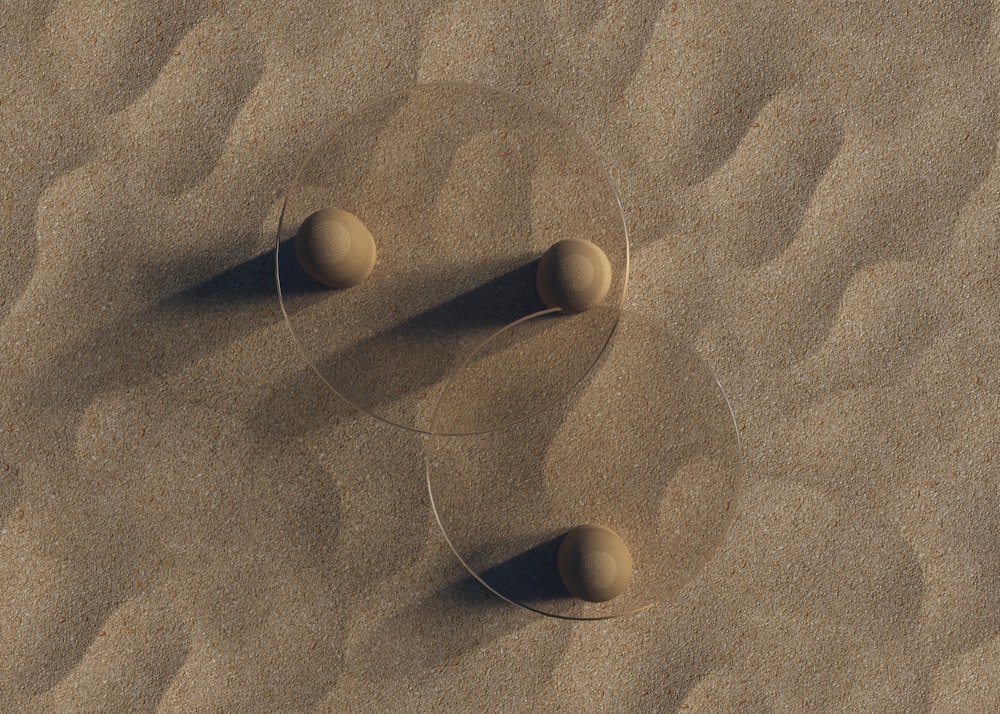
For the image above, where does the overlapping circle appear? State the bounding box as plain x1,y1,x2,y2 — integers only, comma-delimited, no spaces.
276,83,742,619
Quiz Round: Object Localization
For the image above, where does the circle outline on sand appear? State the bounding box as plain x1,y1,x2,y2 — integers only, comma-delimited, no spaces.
425,309,744,620
275,81,630,434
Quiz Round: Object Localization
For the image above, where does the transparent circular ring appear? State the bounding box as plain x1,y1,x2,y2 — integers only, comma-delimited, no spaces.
275,82,629,434
426,309,744,619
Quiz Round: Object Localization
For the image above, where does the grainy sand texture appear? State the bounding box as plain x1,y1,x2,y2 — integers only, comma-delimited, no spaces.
1,1,998,712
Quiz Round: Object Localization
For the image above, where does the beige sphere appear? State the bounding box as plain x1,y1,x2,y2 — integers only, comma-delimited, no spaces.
295,208,376,289
557,524,633,602
536,239,612,313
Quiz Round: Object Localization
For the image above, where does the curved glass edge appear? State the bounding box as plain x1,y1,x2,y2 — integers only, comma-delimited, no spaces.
274,81,630,435
424,310,744,620
424,306,622,437
426,484,657,621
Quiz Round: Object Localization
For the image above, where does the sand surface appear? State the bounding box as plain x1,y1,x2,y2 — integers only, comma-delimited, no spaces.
1,1,998,711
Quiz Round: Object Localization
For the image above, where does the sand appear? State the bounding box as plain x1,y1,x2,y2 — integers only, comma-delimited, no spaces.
1,1,998,711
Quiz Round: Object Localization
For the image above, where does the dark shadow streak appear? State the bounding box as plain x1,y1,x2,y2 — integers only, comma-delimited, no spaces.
302,257,545,411
172,238,327,304
241,244,548,424
469,535,570,605
355,537,573,677
171,238,543,330
27,235,546,424
354,575,520,676
176,237,546,416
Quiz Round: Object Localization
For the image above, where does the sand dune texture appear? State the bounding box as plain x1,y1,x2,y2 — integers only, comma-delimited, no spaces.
1,1,998,711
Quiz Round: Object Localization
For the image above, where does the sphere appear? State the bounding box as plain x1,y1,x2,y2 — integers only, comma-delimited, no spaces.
536,239,612,313
295,208,376,288
557,524,633,602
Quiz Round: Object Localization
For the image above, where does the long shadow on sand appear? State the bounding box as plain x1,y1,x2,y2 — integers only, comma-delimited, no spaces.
268,237,544,405
469,535,570,604
245,240,547,429
28,238,544,424
20,239,576,686
354,541,574,677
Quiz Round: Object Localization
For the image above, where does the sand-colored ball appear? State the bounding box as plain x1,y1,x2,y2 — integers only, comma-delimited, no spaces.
295,208,376,289
557,524,633,602
536,239,612,313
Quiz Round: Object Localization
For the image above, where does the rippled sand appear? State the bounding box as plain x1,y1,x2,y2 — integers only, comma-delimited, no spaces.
1,1,998,711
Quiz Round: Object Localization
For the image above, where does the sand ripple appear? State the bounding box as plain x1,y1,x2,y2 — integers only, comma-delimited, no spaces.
0,0,997,710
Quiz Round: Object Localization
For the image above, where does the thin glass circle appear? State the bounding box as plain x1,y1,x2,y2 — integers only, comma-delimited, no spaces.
426,309,743,619
276,82,629,434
